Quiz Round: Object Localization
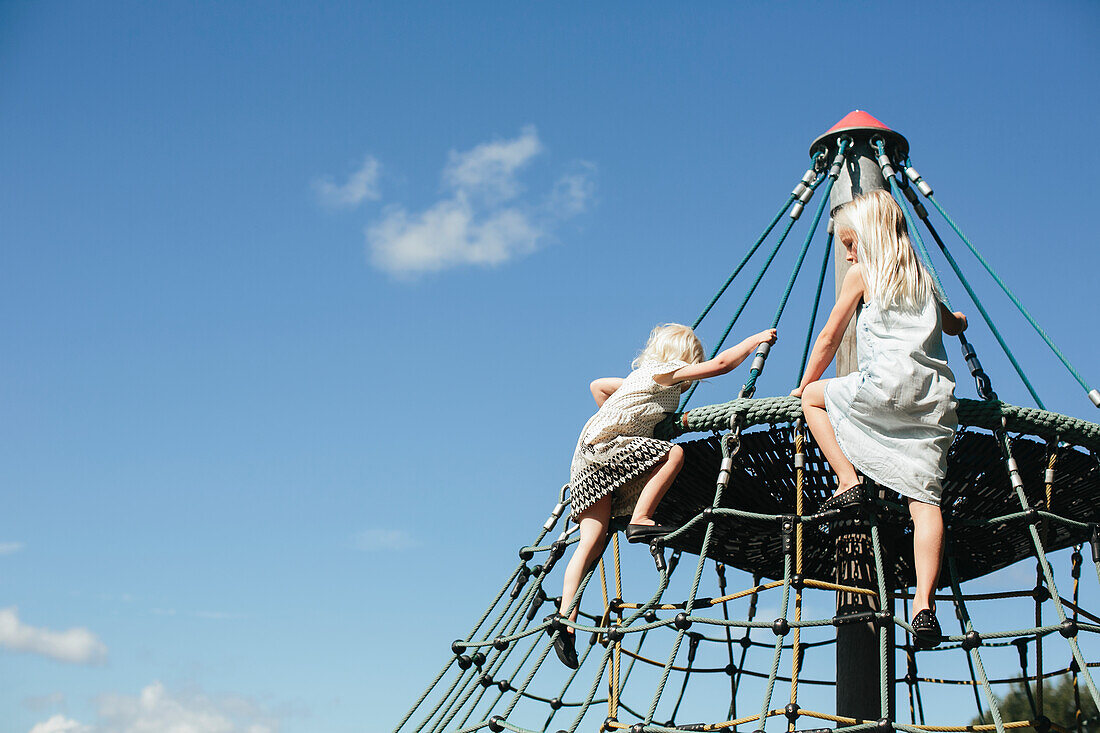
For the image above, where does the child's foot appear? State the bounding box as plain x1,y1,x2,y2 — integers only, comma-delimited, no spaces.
625,521,674,544
911,608,942,650
819,478,867,513
549,627,579,668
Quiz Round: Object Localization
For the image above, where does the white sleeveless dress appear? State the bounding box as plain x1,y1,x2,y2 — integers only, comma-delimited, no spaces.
823,296,957,505
568,360,686,520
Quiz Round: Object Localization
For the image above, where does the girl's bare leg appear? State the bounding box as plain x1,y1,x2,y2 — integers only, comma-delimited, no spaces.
629,444,684,526
559,495,612,627
908,498,944,616
801,379,861,496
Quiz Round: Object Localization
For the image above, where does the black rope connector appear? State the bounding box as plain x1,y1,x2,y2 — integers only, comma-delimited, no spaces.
451,640,466,655
531,564,544,577
1035,716,1052,733
607,625,624,642
549,697,562,710
487,715,505,732
702,506,715,521
772,617,790,636
545,540,567,573
644,610,658,623
601,716,617,732
725,662,737,676
1059,619,1078,638
1070,657,1081,673
479,673,494,688
739,634,752,650
877,717,893,733
471,651,486,667
784,703,800,723
875,609,894,628
457,654,472,670
790,573,804,590
493,637,509,651
1032,585,1051,602
1091,524,1100,563
780,515,796,557
496,679,511,692
1072,550,1083,579
510,566,530,599
609,597,623,612
650,543,667,572
630,724,645,733
1025,507,1040,526
518,547,534,561
961,630,982,650
674,612,692,630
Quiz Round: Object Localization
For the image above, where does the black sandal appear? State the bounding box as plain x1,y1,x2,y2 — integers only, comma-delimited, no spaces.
625,523,674,544
911,608,943,649
819,480,868,514
544,614,579,669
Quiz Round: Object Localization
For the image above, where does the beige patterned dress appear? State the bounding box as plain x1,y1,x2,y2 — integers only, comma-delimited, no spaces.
568,360,686,520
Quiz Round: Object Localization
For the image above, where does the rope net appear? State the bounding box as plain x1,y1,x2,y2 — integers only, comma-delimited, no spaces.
390,121,1100,733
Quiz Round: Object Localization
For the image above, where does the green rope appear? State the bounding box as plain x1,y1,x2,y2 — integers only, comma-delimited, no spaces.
876,148,1046,408
947,557,1006,733
917,180,1094,399
692,194,797,330
679,172,827,411
742,141,847,398
799,232,833,386
914,206,1045,408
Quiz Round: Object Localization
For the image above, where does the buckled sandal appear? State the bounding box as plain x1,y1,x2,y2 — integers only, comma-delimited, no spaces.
911,608,943,650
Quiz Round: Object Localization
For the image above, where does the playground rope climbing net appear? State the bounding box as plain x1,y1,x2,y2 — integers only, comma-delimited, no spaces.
390,114,1100,733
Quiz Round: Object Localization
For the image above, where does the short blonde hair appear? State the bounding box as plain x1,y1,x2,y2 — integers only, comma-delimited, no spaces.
834,189,934,310
632,323,705,370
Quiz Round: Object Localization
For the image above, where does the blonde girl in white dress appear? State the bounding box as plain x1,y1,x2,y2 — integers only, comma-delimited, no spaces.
792,190,968,647
552,323,777,667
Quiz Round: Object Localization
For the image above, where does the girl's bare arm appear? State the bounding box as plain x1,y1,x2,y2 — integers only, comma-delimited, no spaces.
590,378,624,407
792,265,866,395
654,329,778,386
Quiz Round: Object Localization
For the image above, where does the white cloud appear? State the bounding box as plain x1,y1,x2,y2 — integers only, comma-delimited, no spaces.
442,125,542,203
366,126,595,277
0,607,106,665
313,155,381,208
0,541,24,555
29,682,280,733
353,528,417,551
29,715,90,733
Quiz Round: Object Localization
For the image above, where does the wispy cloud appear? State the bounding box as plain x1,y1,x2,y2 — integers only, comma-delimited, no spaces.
366,126,595,277
30,681,282,733
352,528,418,551
0,607,106,665
29,715,89,733
314,155,382,208
23,692,67,712
0,541,24,556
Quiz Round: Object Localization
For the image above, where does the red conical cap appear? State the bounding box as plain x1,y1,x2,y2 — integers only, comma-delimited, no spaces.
824,110,894,135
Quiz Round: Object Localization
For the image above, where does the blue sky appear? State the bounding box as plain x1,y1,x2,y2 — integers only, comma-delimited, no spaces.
2,2,1099,731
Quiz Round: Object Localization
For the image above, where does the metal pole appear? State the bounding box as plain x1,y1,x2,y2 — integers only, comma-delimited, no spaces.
810,111,904,722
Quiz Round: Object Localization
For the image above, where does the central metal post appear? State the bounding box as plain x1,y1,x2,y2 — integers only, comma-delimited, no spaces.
810,111,908,722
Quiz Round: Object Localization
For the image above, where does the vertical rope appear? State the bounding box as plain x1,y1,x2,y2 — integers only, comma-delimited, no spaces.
798,232,833,385
789,424,806,728
947,557,1006,733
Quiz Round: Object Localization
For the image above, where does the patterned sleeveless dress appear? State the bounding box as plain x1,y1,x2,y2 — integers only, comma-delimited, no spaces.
823,295,958,505
568,360,686,520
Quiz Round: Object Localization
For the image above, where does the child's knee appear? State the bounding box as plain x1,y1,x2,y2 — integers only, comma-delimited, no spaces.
667,444,684,469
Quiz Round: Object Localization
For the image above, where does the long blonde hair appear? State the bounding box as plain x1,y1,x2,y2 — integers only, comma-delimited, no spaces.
834,189,933,310
632,323,705,369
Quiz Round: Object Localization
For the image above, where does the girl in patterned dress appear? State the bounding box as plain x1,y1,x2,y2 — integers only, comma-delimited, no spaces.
552,323,777,667
792,190,968,647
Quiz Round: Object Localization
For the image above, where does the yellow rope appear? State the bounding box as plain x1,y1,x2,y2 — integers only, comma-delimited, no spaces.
611,534,622,719
790,425,805,730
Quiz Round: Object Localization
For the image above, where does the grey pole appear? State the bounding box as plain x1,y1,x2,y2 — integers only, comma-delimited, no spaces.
809,112,908,723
